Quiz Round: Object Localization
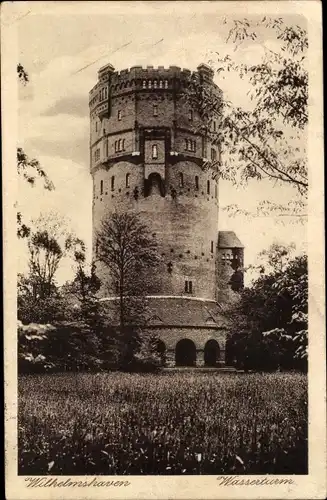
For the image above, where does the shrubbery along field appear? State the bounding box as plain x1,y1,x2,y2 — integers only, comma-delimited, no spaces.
18,372,307,475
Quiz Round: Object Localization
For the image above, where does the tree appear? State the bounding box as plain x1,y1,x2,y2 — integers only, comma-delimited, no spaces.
96,212,162,369
17,64,54,238
227,248,307,372
183,16,307,221
17,213,82,323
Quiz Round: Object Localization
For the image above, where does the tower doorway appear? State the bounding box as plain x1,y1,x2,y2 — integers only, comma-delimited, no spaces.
175,339,196,367
204,339,220,367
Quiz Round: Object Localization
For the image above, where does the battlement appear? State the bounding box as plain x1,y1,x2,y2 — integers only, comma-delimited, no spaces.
89,62,218,99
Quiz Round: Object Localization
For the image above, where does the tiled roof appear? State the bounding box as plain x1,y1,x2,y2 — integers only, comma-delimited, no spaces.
218,231,244,249
99,296,229,328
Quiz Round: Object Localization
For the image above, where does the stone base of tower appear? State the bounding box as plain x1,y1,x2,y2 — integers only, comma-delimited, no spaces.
99,296,230,368
100,296,230,369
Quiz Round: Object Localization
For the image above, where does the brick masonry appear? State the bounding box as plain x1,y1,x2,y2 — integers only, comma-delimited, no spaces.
89,63,244,367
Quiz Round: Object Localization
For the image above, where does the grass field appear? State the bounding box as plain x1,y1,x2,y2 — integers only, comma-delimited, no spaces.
18,372,307,475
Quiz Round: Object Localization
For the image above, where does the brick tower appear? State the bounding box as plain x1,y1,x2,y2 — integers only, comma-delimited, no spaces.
89,63,244,367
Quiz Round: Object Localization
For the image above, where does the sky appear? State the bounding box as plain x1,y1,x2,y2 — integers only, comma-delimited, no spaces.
16,2,307,284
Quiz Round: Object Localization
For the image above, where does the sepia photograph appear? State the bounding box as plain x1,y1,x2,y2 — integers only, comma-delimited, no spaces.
2,1,325,499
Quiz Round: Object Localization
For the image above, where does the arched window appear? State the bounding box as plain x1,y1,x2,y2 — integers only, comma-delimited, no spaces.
100,180,103,195
207,180,210,195
195,175,199,190
164,79,168,89
148,80,152,88
111,176,115,191
126,173,130,188
153,80,158,89
142,80,146,88
152,144,158,159
159,80,163,89
179,172,184,188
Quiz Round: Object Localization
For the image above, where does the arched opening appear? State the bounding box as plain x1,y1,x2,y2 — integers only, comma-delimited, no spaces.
204,339,220,367
156,340,166,366
175,339,196,367
145,172,165,197
126,173,130,188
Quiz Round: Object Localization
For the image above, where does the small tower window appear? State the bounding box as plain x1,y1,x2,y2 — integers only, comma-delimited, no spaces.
213,120,217,132
142,80,146,89
188,109,193,121
159,80,163,89
185,280,193,293
111,176,115,191
195,175,199,190
152,144,158,159
95,121,98,132
153,80,158,89
164,80,168,89
148,80,152,88
118,110,122,121
153,104,158,116
207,180,210,194
211,241,214,253
126,173,130,188
179,173,184,188
100,180,103,195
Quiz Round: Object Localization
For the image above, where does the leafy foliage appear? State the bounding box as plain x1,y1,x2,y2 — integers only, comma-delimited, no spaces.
227,250,308,371
18,372,307,475
182,16,308,223
96,212,162,370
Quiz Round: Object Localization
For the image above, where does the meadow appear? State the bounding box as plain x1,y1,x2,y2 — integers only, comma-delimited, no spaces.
18,372,307,475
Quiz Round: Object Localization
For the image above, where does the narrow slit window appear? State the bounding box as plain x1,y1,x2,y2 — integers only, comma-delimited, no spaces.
164,80,168,89
118,139,122,151
179,173,184,188
189,281,193,293
188,109,193,121
195,176,199,190
95,121,98,132
184,280,188,293
213,120,217,132
207,180,210,195
153,104,158,116
152,144,158,159
100,180,103,195
122,139,125,151
211,241,214,253
111,176,115,191
118,110,122,121
185,139,188,150
126,173,130,188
